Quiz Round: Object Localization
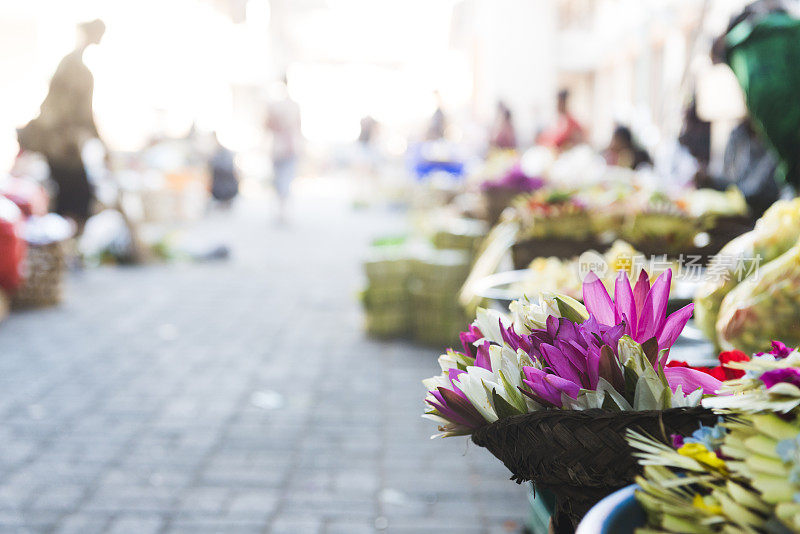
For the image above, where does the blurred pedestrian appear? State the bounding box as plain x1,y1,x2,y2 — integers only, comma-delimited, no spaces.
209,132,238,209
266,77,302,223
358,115,377,147
425,90,447,141
603,125,652,170
17,19,106,232
490,101,517,151
536,89,585,151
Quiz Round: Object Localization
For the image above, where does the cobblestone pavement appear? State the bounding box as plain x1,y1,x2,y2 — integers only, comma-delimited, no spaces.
0,185,529,533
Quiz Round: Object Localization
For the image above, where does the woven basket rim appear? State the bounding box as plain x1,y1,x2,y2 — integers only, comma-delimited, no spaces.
471,406,715,486
472,406,710,439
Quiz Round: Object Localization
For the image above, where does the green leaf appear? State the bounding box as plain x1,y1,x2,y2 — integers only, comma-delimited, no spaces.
634,375,660,410
554,294,589,323
498,370,527,413
596,377,633,410
489,387,523,419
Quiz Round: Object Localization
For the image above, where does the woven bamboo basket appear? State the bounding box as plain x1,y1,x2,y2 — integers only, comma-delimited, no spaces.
12,241,67,308
471,407,717,533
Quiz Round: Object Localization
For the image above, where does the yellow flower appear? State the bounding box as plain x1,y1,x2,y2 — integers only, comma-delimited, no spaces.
678,443,728,473
692,494,723,515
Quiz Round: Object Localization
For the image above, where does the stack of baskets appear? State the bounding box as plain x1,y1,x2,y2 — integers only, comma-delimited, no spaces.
360,220,485,345
12,241,67,308
361,245,412,338
408,249,471,345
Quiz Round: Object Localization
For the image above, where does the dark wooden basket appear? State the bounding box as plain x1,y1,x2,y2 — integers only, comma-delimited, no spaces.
471,407,717,533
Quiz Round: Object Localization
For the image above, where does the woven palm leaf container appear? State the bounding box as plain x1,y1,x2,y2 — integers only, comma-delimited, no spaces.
471,407,717,533
12,241,67,308
511,237,606,269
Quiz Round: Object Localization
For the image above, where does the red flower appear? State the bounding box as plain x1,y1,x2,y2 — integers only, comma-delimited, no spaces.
718,350,749,379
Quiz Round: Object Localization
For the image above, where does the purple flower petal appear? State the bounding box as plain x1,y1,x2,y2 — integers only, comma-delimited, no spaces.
436,387,487,428
582,271,616,326
546,315,559,339
760,368,800,389
474,341,492,371
556,338,589,376
586,346,601,389
657,303,694,361
601,322,627,350
614,272,637,331
770,341,793,359
663,366,723,395
522,367,580,407
459,324,483,359
633,270,650,318
522,367,562,406
637,270,671,341
542,373,581,400
540,343,583,386
447,368,468,399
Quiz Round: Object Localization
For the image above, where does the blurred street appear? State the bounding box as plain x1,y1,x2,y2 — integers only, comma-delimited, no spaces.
0,182,527,534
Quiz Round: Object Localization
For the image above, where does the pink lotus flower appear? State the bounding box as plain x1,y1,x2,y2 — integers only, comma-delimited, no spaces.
582,269,693,364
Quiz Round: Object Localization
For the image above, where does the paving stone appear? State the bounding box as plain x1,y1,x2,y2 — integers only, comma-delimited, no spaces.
106,515,164,534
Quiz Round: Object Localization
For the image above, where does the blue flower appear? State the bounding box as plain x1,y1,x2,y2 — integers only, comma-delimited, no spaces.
777,435,800,465
684,418,727,451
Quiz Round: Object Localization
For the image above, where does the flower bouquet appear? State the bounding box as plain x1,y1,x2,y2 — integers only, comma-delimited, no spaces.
423,269,722,532
630,341,800,533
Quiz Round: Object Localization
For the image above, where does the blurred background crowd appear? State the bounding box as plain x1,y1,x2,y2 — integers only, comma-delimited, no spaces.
1,0,796,250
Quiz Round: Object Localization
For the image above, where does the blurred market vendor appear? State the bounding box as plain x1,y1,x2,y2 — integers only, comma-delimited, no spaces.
489,101,517,151
536,89,585,151
17,19,106,230
713,0,800,187
603,125,652,170
722,118,780,217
